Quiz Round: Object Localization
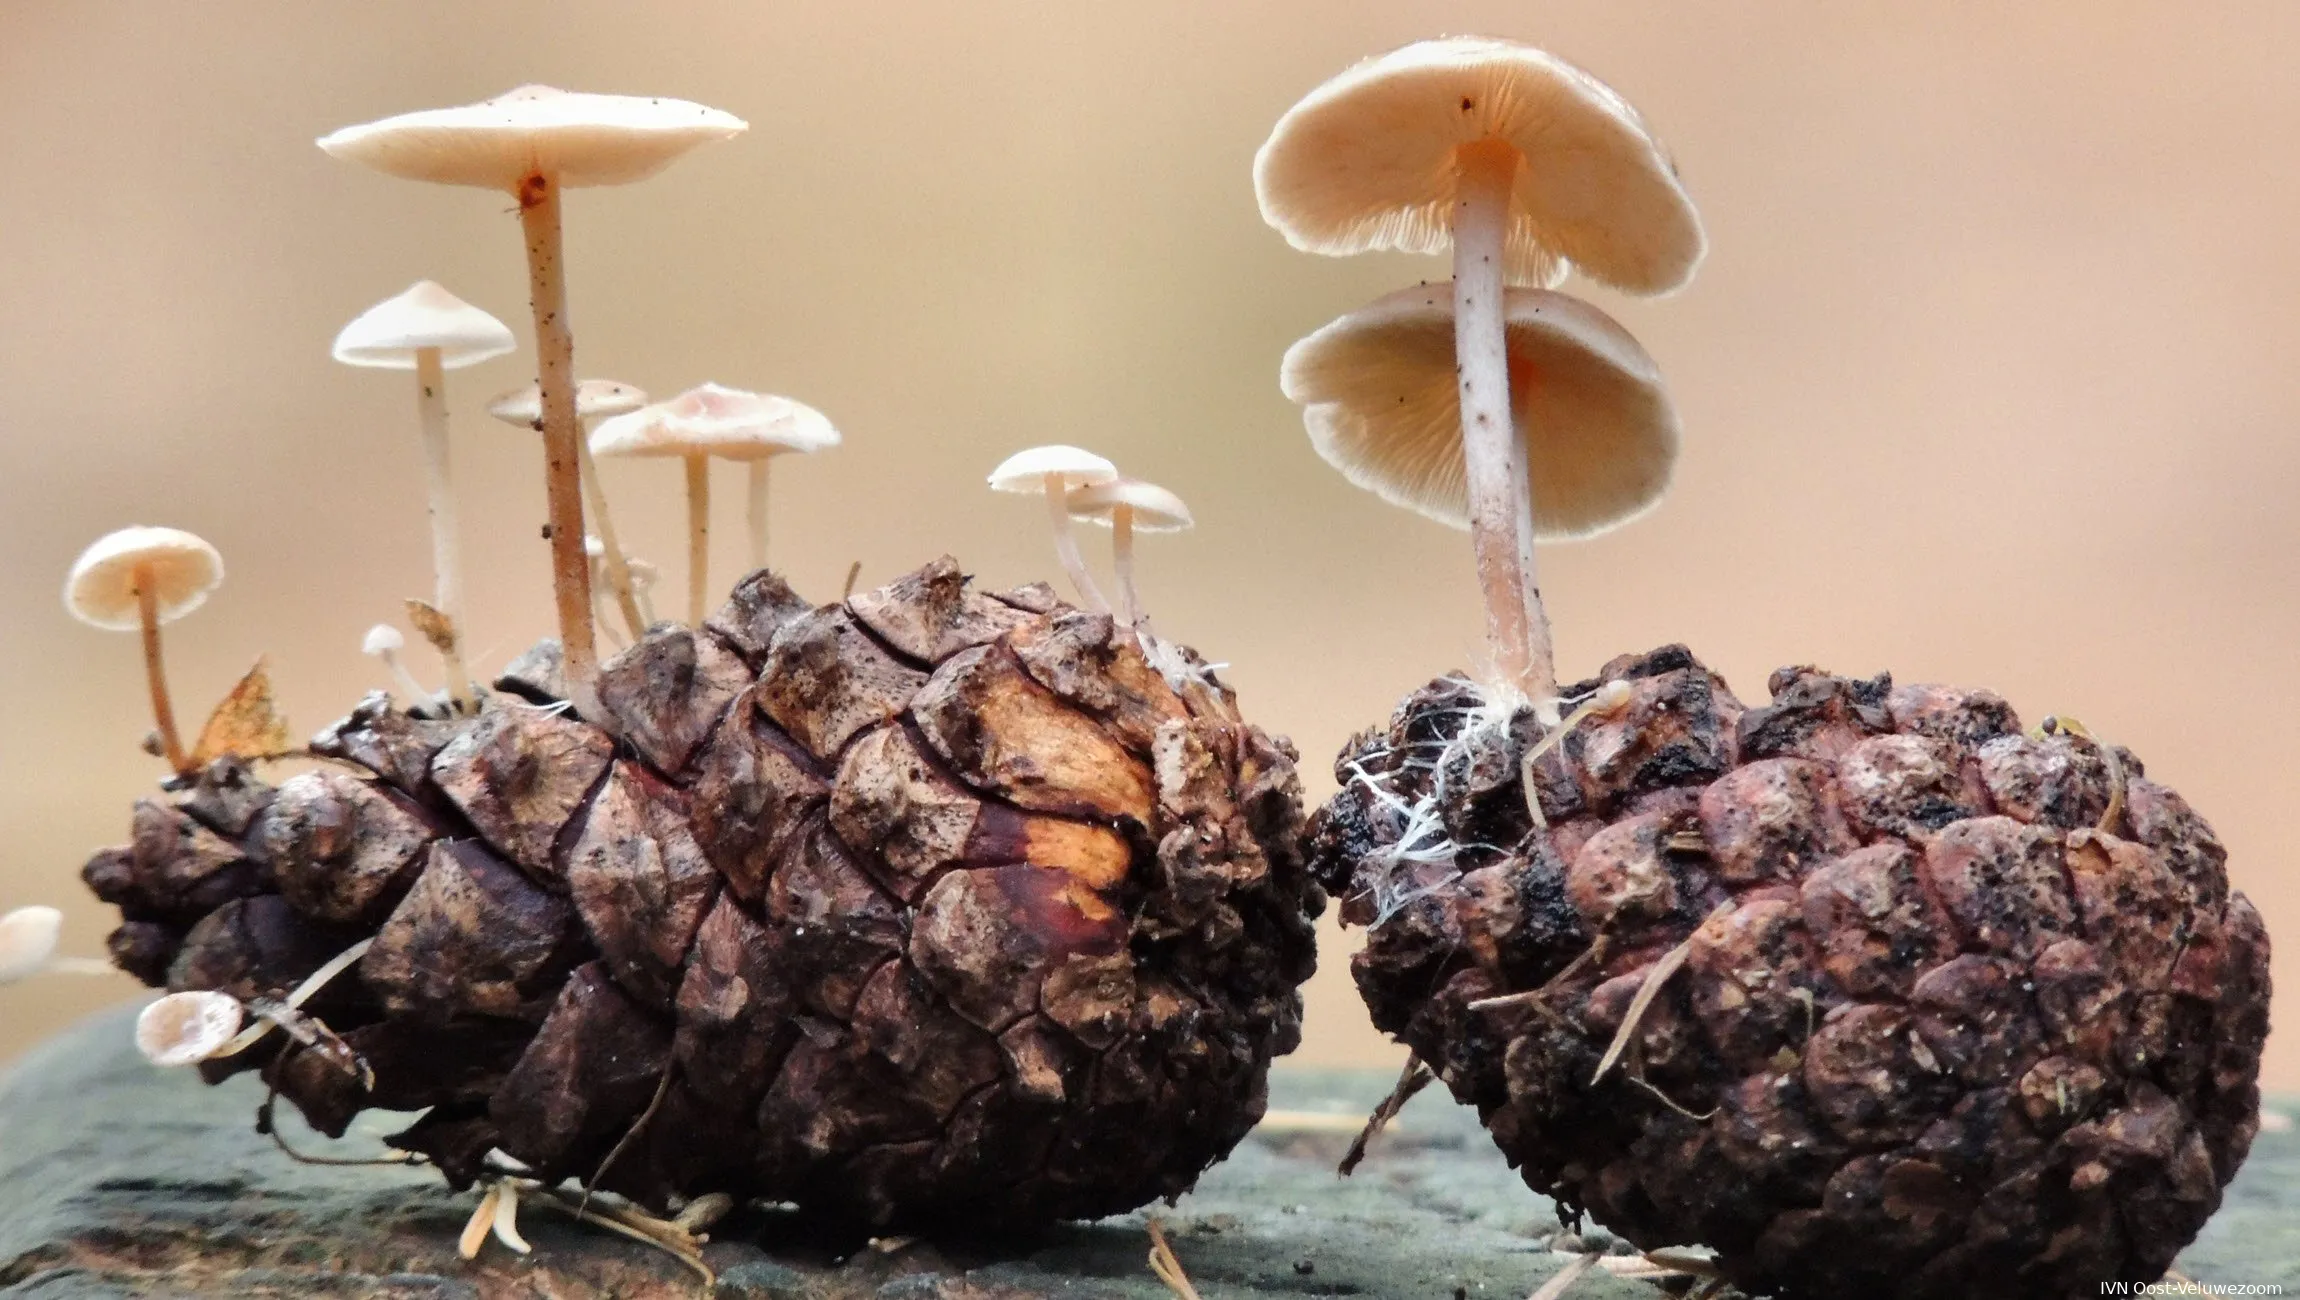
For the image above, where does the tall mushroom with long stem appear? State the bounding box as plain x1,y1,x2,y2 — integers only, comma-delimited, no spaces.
1065,476,1194,628
64,526,224,776
1280,284,1680,712
333,280,515,712
318,87,747,713
589,382,841,623
1255,37,1702,704
987,445,1119,613
489,378,650,639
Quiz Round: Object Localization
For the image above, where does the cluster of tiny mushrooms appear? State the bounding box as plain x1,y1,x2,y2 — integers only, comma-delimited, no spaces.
9,35,1709,1286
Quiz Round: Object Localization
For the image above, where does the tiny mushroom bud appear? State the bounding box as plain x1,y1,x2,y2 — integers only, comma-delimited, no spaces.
0,906,63,983
65,527,224,775
362,622,434,704
320,87,747,710
987,445,1120,613
1255,37,1701,701
135,990,245,1068
1065,477,1194,628
589,383,840,623
491,379,651,639
1282,284,1679,692
334,281,515,712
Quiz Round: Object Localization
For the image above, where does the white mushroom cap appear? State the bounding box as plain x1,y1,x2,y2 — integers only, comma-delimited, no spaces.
64,527,226,631
362,624,405,657
1281,283,1678,541
589,383,841,462
135,990,245,1067
487,379,648,428
1253,36,1704,294
0,906,64,984
987,446,1120,494
1067,478,1195,533
332,281,517,370
318,86,748,192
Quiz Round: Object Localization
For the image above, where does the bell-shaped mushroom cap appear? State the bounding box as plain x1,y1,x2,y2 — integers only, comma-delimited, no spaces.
986,445,1120,494
332,281,517,370
64,527,226,631
1253,37,1704,294
487,378,648,428
1067,478,1195,533
589,382,840,462
318,86,748,192
1281,283,1678,541
135,990,244,1067
0,906,63,984
362,624,405,657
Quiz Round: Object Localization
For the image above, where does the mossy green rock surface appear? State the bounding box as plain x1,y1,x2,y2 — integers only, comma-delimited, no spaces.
2,1008,2294,1297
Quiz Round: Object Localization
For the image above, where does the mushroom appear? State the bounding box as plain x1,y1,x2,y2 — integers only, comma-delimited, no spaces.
589,382,841,623
1281,284,1679,702
135,990,245,1068
490,379,650,639
0,906,112,983
362,623,435,705
319,87,747,710
1254,37,1701,701
333,280,515,712
65,527,225,775
1065,477,1194,628
987,446,1120,613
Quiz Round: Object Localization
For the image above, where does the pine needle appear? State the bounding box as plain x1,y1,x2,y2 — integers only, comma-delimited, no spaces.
582,1064,676,1219
1519,680,1634,829
1146,1219,1202,1300
1526,1251,1600,1300
1591,932,1698,1086
1340,1056,1434,1176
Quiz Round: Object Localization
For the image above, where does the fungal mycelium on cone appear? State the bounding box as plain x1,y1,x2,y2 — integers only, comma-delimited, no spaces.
36,82,1322,1257
1263,37,2270,1300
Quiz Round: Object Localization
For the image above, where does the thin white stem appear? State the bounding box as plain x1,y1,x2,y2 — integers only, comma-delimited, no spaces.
1111,506,1141,626
136,569,189,774
376,647,433,706
1043,473,1109,613
576,420,647,639
746,457,771,572
684,454,711,625
44,958,117,977
414,347,476,711
516,171,600,714
1453,139,1554,701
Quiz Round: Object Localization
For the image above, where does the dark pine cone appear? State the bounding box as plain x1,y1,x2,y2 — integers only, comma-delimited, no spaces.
83,557,1321,1228
1307,645,2268,1299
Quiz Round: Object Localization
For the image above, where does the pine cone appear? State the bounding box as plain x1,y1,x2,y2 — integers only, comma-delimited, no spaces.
83,557,1321,1228
1307,646,2268,1299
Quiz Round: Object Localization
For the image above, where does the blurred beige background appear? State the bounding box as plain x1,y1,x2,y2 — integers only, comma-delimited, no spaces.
1,2,2294,1089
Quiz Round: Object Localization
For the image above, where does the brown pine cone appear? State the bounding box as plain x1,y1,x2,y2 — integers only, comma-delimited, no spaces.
1307,646,2268,1299
82,557,1321,1228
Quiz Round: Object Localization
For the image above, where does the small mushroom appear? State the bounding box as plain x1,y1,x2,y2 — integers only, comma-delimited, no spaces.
362,623,434,705
135,990,245,1068
490,379,650,639
320,88,747,709
987,446,1120,613
0,906,111,984
334,281,515,712
1065,477,1194,628
1255,37,1700,701
65,527,225,774
589,383,841,623
1282,284,1679,701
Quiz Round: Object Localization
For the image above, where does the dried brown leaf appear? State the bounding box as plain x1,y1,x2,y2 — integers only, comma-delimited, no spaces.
190,658,293,766
405,599,458,657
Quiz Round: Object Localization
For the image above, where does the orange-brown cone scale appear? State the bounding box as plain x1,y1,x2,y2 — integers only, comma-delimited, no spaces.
1306,646,2268,1299
83,557,1322,1228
